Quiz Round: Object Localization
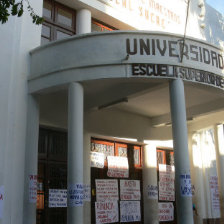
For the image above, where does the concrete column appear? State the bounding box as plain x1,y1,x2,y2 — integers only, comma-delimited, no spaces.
215,125,224,219
23,95,39,224
169,79,194,224
67,82,84,224
76,9,91,34
143,143,158,224
83,132,91,224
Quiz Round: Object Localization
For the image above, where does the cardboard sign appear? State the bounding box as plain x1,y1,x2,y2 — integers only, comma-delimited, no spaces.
49,189,67,207
180,174,192,197
95,201,119,224
90,152,105,168
0,186,4,219
68,183,84,207
120,201,141,222
209,175,221,218
29,175,37,203
159,164,175,201
120,180,141,201
96,179,118,202
159,202,174,221
107,156,129,178
147,185,158,200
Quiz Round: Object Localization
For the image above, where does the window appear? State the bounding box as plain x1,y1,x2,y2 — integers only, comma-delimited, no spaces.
41,0,76,44
91,19,117,32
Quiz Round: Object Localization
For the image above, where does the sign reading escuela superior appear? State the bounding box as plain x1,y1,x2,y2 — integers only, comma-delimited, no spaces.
126,36,224,88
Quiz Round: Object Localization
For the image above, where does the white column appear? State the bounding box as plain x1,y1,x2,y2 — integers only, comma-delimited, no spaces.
215,125,224,219
67,82,84,224
76,9,91,34
143,143,159,224
23,95,39,224
169,79,194,224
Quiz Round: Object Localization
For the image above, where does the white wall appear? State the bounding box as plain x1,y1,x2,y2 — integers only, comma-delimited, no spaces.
0,0,42,223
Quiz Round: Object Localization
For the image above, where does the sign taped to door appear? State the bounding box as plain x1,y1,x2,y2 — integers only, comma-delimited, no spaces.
95,201,119,224
96,179,119,202
120,180,141,200
107,156,129,178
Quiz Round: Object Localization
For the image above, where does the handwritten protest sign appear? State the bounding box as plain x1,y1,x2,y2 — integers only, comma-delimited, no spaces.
209,175,221,218
159,164,175,201
107,156,129,178
120,201,141,222
90,152,104,168
68,183,84,207
180,174,192,197
29,175,37,203
0,186,4,219
158,202,174,221
49,189,67,207
95,201,118,224
147,185,158,200
96,179,118,202
120,180,141,201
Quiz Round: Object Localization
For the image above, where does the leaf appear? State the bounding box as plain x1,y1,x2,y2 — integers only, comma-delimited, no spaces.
11,3,19,16
17,4,23,17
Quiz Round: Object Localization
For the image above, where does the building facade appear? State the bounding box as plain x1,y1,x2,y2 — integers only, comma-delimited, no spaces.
0,0,224,223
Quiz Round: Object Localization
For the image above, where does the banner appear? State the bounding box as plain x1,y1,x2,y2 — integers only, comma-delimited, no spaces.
90,152,104,168
29,175,37,203
95,201,119,224
107,156,129,178
68,183,84,207
159,164,175,201
147,185,158,200
96,179,118,202
120,201,141,222
49,189,67,207
180,174,192,197
209,175,221,218
158,202,174,221
120,180,141,200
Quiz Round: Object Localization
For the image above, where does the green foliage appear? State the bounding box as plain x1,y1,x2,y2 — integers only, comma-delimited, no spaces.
0,0,43,25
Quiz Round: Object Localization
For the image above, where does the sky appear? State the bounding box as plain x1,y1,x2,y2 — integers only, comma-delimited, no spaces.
206,0,224,15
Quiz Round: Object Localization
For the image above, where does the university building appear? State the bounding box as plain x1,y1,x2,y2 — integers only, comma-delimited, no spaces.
0,0,224,223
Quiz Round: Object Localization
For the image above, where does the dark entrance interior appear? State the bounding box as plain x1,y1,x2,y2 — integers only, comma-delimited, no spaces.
37,127,67,224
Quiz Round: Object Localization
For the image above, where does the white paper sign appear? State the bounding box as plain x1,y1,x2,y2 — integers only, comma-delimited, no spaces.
68,183,84,207
120,180,141,200
83,184,91,202
147,185,158,200
95,201,119,224
49,189,67,207
29,175,37,203
159,164,175,201
96,179,118,202
158,202,174,221
120,201,141,222
209,175,221,218
107,156,129,178
0,186,4,219
180,174,192,197
91,152,105,168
